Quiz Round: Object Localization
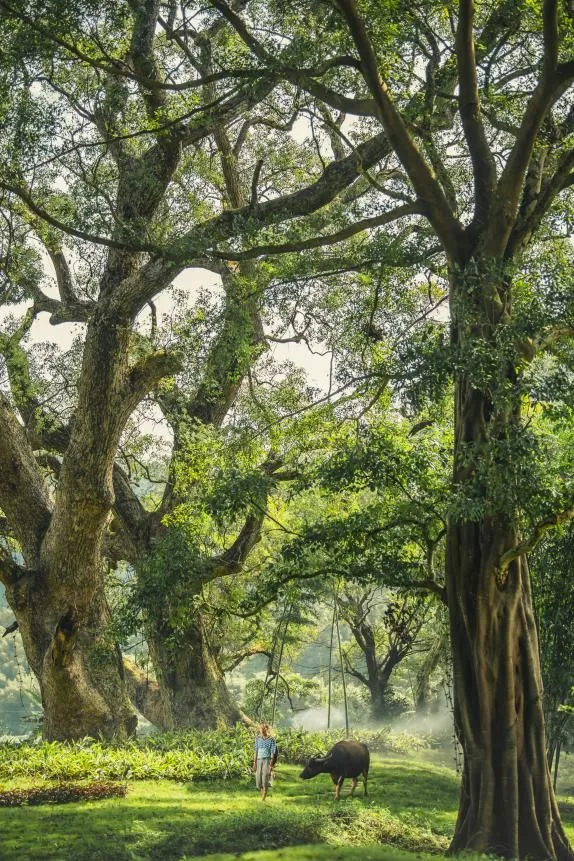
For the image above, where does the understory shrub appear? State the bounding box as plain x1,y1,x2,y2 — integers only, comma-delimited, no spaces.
0,782,127,806
0,726,431,783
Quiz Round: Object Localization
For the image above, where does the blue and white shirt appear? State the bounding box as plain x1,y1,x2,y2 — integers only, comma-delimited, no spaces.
254,735,277,761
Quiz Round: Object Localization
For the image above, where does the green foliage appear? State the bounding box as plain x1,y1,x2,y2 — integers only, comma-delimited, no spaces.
120,530,204,643
0,733,250,783
252,414,449,605
0,727,432,783
241,673,371,726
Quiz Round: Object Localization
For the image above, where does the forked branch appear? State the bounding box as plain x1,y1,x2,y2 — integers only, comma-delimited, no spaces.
498,507,574,574
488,0,563,255
334,0,463,259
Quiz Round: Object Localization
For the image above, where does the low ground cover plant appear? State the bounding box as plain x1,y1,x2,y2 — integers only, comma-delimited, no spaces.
0,727,431,782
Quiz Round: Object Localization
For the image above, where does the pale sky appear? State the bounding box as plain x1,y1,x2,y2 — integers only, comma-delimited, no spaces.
0,264,333,400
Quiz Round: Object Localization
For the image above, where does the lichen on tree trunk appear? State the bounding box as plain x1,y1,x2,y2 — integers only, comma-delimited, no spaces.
146,614,241,730
414,635,444,715
5,569,136,741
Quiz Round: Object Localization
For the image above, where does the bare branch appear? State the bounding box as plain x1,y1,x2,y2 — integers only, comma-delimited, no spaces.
343,658,370,687
401,578,447,604
211,203,422,260
125,350,183,413
250,158,264,207
222,647,271,673
508,147,574,255
2,620,19,636
215,511,265,575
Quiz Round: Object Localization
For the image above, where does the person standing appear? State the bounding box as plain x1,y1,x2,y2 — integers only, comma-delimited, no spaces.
253,722,278,800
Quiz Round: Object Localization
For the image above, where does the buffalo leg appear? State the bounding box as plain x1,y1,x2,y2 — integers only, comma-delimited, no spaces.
350,777,358,797
362,769,368,797
333,775,344,800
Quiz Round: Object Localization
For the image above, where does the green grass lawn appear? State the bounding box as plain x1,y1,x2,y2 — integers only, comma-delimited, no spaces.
1,756,574,861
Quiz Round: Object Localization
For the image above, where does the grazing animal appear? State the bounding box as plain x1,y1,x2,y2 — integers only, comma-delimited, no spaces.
299,740,369,799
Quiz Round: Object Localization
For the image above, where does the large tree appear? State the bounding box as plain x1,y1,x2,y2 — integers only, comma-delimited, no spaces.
326,1,574,856
0,0,417,739
210,0,574,855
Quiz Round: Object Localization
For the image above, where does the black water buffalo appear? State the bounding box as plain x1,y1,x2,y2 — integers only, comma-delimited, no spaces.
299,740,369,799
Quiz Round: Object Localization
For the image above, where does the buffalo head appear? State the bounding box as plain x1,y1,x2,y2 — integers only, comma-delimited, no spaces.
299,756,325,780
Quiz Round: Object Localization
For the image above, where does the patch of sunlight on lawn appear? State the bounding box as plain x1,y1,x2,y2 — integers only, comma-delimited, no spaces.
1,757,574,861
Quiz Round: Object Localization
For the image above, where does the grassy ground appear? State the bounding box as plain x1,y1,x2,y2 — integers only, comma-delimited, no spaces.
1,756,574,861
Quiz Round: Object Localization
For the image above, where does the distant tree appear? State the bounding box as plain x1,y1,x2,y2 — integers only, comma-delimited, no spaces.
337,587,431,720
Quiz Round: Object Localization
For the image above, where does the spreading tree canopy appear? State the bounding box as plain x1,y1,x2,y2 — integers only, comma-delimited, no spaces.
1,1,574,857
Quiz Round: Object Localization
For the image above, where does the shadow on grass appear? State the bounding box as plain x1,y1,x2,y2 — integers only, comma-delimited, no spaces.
273,759,460,817
6,759,573,861
0,797,322,861
1,761,460,861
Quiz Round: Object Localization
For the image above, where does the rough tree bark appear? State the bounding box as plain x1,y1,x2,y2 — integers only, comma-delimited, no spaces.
0,325,141,739
145,615,242,729
134,498,268,730
447,484,570,859
446,266,571,859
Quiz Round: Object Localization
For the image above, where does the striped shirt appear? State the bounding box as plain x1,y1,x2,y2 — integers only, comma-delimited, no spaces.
254,735,277,761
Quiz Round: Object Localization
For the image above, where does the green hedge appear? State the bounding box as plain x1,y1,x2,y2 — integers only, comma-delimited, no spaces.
0,727,431,783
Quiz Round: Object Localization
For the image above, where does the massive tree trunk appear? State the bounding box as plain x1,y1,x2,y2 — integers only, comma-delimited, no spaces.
7,575,136,741
147,615,241,730
369,664,395,721
446,269,571,859
447,519,570,858
0,306,144,739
